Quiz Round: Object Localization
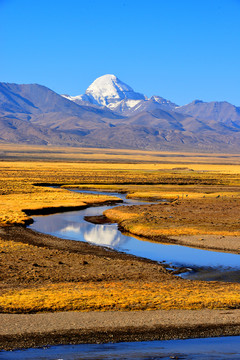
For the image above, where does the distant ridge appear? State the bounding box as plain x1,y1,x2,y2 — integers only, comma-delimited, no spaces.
0,76,240,152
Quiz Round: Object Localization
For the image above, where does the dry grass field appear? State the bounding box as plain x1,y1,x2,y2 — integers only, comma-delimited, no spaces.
0,234,240,313
0,146,239,227
1,143,240,166
1,280,240,313
1,155,240,227
104,197,240,237
0,144,240,313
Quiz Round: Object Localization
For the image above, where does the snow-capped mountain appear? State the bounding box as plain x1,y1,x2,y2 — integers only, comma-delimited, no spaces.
85,74,146,106
63,74,178,115
150,96,178,112
63,74,146,113
2,76,240,152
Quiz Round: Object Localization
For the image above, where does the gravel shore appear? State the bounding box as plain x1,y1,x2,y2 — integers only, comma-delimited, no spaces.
171,234,240,254
1,309,240,350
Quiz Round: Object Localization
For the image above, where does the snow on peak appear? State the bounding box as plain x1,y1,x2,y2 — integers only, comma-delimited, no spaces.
85,74,145,106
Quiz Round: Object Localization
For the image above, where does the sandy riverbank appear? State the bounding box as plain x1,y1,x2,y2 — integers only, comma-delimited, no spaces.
1,309,240,350
171,234,240,254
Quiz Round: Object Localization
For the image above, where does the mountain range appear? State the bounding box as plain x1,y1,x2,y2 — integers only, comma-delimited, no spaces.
0,74,240,152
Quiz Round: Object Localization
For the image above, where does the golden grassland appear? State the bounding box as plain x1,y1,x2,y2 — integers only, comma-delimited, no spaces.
0,234,240,313
1,143,240,167
1,280,240,313
1,157,240,228
0,148,240,313
0,154,238,226
0,234,239,313
126,190,240,201
0,188,120,225
104,196,240,237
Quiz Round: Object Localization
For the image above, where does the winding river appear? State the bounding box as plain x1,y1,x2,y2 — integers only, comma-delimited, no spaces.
2,189,240,359
29,189,240,282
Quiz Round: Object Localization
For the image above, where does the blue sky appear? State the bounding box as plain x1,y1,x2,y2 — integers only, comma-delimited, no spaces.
1,0,240,105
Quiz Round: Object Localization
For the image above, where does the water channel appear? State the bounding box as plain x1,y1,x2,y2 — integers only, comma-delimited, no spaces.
2,189,239,359
29,189,240,282
1,337,240,359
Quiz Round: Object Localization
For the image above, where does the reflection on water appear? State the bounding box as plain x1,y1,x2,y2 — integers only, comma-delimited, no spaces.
2,337,240,359
61,223,124,248
29,190,240,282
84,226,123,248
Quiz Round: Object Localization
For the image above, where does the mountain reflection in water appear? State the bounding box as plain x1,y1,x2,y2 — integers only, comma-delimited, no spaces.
61,223,125,248
29,191,240,282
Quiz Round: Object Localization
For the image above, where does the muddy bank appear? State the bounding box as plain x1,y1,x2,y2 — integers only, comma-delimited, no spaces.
0,225,172,291
1,309,240,350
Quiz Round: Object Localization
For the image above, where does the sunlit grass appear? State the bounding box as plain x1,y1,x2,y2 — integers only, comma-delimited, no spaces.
1,143,240,172
0,185,120,225
1,233,240,313
126,190,240,201
0,238,33,252
105,194,240,237
0,280,239,313
1,158,240,226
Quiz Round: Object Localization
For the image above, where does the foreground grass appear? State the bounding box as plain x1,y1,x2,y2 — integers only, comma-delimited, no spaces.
0,280,239,313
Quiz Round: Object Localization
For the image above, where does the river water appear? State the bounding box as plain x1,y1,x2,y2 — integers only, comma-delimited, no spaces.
1,337,240,359
2,190,239,359
29,189,240,282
